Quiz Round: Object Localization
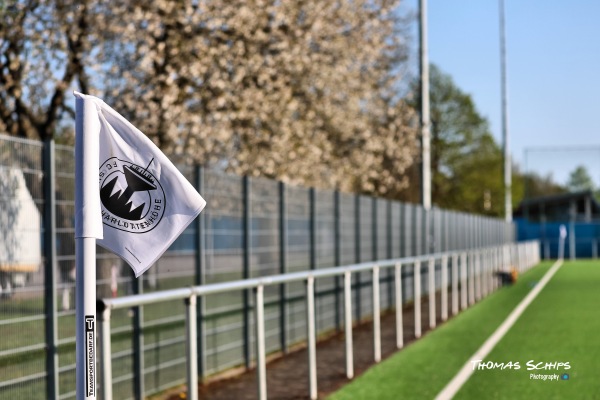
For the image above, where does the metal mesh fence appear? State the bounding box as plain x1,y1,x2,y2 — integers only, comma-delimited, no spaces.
202,170,245,376
0,136,46,400
0,134,516,400
314,189,337,335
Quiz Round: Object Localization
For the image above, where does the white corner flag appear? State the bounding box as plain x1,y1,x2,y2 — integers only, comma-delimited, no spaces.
74,92,205,400
74,91,206,277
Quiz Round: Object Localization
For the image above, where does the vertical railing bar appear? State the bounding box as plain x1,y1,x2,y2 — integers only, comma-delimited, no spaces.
414,260,421,338
451,253,458,315
255,285,267,400
475,251,481,301
344,271,354,379
484,249,489,296
395,263,403,349
185,295,198,400
468,252,475,306
428,258,435,329
482,250,486,296
404,204,411,257
372,265,381,363
482,250,488,297
98,304,112,400
309,188,317,271
480,250,485,298
306,276,318,400
441,255,448,321
461,252,468,310
482,248,487,293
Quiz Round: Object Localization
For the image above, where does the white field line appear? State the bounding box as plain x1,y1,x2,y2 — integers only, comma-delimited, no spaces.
435,259,564,400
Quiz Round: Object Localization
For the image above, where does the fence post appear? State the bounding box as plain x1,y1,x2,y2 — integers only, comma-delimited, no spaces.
344,271,354,379
334,190,342,332
243,176,252,370
461,253,468,310
279,181,288,353
372,199,378,262
404,204,412,257
415,208,422,256
194,166,206,380
414,260,421,338
386,200,393,309
424,209,430,254
355,195,362,322
444,211,450,252
306,276,318,400
255,285,267,400
43,138,59,400
395,263,403,349
433,209,440,253
372,265,381,362
371,199,379,353
185,295,198,400
309,188,317,271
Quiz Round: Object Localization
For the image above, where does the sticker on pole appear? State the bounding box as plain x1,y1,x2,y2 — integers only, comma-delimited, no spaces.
85,315,96,397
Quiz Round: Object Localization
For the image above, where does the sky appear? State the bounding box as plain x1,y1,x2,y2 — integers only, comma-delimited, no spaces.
403,0,600,186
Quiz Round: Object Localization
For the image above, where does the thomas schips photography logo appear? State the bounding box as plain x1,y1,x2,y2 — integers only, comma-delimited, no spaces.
99,157,165,233
471,359,572,382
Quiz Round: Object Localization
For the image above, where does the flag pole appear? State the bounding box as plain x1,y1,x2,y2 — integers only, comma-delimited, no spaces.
75,238,97,399
72,91,205,398
75,95,101,400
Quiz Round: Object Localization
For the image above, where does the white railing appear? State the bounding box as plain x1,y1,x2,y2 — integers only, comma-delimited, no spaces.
97,241,540,400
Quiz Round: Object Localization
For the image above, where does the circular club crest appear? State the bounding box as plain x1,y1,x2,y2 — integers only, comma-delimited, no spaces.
99,157,165,234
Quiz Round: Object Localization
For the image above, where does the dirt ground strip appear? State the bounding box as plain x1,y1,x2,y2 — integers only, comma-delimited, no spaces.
164,293,446,400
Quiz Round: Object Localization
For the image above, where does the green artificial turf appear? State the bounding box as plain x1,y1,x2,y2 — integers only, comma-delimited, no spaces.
457,260,600,399
329,261,557,400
